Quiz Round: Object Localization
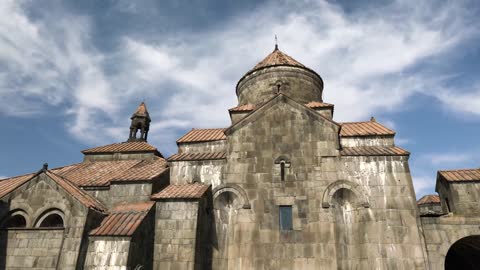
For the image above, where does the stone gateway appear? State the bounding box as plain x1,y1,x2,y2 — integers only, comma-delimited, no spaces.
1,46,480,269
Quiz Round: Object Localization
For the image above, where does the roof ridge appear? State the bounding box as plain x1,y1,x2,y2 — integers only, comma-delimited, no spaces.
439,168,480,172
45,170,107,212
0,172,35,181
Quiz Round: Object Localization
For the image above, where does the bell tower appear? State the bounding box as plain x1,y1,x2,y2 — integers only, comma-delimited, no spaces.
128,102,151,142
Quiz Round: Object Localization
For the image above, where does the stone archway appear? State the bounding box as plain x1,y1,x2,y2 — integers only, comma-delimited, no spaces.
445,235,480,270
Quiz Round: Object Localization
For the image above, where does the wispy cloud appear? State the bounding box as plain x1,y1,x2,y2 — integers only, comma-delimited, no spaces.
420,153,472,166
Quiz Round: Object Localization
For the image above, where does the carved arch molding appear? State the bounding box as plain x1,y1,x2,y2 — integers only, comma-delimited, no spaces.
212,184,251,210
321,180,370,209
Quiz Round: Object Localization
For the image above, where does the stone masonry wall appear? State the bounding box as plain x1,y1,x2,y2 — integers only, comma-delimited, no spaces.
109,183,153,206
128,206,155,269
219,99,427,269
170,160,225,187
237,66,323,105
178,141,227,154
153,200,200,270
421,215,480,269
0,229,64,269
340,136,394,147
442,182,480,216
84,236,130,269
418,203,443,216
222,100,340,269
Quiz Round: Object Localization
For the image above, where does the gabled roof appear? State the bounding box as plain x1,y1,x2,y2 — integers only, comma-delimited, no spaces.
438,168,480,182
176,128,227,144
340,120,395,137
0,169,106,213
340,146,409,156
45,171,107,212
225,94,340,136
417,194,440,205
82,141,161,155
151,184,210,200
0,173,35,198
90,201,154,236
168,152,227,162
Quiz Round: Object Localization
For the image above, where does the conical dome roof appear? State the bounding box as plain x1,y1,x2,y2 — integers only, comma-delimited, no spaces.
132,102,150,118
251,47,305,71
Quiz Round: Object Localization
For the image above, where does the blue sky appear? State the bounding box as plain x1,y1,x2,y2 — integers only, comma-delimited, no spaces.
0,0,479,198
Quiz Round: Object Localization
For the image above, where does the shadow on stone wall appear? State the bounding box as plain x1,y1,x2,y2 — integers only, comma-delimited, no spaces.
0,201,9,269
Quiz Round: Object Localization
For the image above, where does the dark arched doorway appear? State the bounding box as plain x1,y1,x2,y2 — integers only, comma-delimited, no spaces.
445,235,480,270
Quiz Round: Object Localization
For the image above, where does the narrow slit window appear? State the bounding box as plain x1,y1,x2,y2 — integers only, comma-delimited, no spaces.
280,162,285,181
279,206,293,231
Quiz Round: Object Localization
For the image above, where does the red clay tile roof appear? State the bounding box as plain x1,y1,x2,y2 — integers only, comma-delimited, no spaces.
90,201,154,236
62,159,168,187
111,159,168,182
55,160,142,187
417,194,441,205
340,121,395,137
45,171,107,212
0,158,169,190
151,184,210,200
0,173,35,199
176,128,227,143
438,169,480,182
168,152,227,162
81,141,159,154
253,48,305,70
228,104,257,112
340,146,409,156
305,101,334,109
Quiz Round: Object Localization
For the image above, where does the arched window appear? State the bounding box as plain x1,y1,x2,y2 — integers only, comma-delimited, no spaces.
39,214,63,228
35,209,65,228
274,156,291,182
280,161,286,181
1,211,27,229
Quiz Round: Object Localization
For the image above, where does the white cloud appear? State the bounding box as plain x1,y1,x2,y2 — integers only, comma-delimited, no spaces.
0,0,121,144
412,174,437,199
420,153,472,166
435,87,480,116
0,0,479,150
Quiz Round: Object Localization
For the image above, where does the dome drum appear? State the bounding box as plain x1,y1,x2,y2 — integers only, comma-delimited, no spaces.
236,65,324,105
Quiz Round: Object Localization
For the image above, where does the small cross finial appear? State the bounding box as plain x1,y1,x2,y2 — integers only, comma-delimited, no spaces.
275,35,278,50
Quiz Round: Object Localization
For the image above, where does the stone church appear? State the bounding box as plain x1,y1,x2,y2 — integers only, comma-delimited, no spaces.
1,45,480,270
